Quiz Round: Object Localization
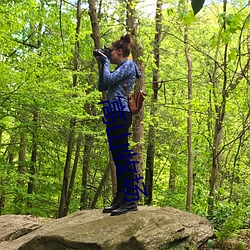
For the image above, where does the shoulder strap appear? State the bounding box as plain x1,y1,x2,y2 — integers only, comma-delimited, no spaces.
123,80,129,99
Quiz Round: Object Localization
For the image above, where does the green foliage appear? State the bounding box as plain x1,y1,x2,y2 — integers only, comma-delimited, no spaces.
238,241,245,250
210,200,236,226
214,204,250,240
207,239,215,249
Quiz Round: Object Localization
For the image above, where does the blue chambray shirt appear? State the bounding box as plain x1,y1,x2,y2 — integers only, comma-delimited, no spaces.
98,58,142,112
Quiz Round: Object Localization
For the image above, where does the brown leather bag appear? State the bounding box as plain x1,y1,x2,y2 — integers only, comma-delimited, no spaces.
123,80,146,114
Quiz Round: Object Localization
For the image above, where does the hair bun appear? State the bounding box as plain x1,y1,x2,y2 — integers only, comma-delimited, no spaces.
120,34,131,45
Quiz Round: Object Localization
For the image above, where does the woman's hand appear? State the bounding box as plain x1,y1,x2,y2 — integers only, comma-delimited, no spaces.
96,51,108,64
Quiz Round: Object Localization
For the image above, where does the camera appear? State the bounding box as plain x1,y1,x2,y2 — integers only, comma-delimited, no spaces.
93,46,111,58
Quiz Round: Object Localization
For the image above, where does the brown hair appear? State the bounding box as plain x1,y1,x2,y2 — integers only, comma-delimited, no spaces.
112,34,131,57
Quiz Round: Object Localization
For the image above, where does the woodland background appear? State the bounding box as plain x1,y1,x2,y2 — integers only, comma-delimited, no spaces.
0,0,249,244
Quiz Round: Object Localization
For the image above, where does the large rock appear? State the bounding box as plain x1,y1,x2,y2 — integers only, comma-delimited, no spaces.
0,206,214,250
0,214,49,243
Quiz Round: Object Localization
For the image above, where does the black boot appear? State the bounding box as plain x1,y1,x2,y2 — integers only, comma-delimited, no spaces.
110,193,138,216
102,191,125,213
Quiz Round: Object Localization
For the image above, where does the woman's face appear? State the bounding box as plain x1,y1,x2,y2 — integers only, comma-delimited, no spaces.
109,46,124,64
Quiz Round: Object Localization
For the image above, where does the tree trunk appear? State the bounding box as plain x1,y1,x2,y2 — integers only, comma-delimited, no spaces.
58,0,81,218
208,0,227,216
15,134,27,214
126,0,146,202
58,119,75,218
0,194,4,215
27,110,38,208
145,0,162,205
80,134,92,210
228,30,250,202
1,136,16,214
0,128,4,213
168,95,177,190
88,0,117,199
7,137,15,164
64,133,82,215
0,129,4,214
27,7,43,207
18,135,26,187
0,129,2,148
91,161,110,209
184,25,193,212
168,166,176,190
88,0,101,50
72,0,81,87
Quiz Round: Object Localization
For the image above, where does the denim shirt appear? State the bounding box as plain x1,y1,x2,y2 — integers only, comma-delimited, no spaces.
98,58,142,112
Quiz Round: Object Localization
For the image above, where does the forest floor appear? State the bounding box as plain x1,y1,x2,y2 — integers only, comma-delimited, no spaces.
200,230,250,249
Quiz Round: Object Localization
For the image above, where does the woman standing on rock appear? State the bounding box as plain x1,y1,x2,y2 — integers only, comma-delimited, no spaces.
95,34,142,216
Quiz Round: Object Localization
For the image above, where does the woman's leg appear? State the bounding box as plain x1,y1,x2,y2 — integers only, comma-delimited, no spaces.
106,111,135,193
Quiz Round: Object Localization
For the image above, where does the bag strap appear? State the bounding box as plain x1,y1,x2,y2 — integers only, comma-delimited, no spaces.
123,80,129,99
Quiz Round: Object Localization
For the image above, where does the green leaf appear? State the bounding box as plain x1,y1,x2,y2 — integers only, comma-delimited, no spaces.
228,48,238,61
191,0,205,15
167,8,174,16
181,10,196,26
221,29,232,44
208,239,215,249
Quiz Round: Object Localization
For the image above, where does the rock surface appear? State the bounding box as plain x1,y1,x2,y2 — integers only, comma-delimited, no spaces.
0,206,214,250
0,214,49,243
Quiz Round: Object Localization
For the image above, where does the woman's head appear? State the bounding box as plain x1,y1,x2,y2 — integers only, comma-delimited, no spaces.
110,34,131,64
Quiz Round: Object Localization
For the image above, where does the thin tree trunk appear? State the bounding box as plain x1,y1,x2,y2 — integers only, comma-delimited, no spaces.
0,127,4,213
168,166,176,190
145,0,162,205
27,5,43,206
58,119,75,218
229,33,250,201
0,129,2,148
19,17,35,193
63,0,82,216
0,193,4,215
0,128,3,213
229,136,242,203
7,137,15,164
27,110,38,209
184,25,193,212
0,129,4,214
91,161,110,209
64,133,82,215
126,0,146,202
28,131,36,193
27,22,36,203
58,0,81,218
208,0,227,216
88,0,101,50
18,135,26,187
15,135,27,214
80,135,92,210
207,13,220,214
88,0,117,199
168,95,177,190
0,129,5,214
72,0,81,88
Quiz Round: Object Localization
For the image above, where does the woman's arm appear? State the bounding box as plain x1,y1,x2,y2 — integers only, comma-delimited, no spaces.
98,65,108,91
102,59,133,86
